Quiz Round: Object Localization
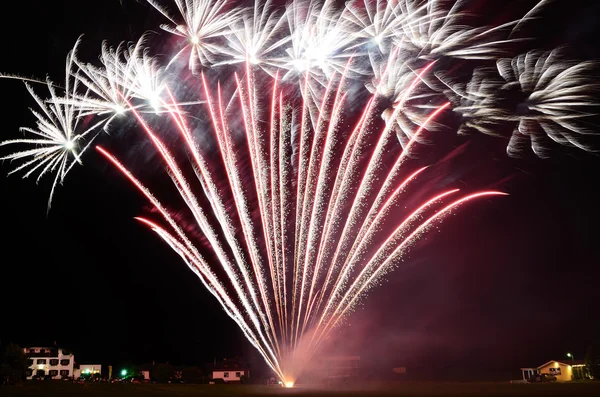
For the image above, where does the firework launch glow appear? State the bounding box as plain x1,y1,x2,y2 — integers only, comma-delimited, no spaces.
1,0,598,385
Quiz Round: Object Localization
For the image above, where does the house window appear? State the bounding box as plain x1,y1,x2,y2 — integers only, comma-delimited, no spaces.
49,370,58,376
60,359,70,366
235,372,241,377
37,359,47,365
223,372,229,378
60,370,70,376
50,359,59,366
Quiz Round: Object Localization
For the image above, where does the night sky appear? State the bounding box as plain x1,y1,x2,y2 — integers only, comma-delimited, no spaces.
1,0,599,380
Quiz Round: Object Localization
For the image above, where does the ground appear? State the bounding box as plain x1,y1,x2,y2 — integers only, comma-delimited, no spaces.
2,381,600,397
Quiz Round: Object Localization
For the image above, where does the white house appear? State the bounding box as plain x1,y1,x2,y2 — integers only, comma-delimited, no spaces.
212,359,249,383
24,347,75,380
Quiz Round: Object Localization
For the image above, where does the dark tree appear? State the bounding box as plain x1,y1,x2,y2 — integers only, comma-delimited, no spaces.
1,343,27,385
182,366,203,383
150,362,174,383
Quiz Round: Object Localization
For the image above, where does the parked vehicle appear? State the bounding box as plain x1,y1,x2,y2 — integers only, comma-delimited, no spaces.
527,373,557,383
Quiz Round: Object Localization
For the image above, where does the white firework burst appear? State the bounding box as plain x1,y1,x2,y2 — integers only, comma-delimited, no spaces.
0,45,103,208
342,0,402,55
147,0,239,72
64,40,136,132
452,49,599,157
394,0,539,60
219,0,290,74
282,0,357,81
120,37,167,113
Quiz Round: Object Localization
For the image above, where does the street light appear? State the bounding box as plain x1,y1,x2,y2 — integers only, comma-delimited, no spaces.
566,352,574,364
121,369,128,377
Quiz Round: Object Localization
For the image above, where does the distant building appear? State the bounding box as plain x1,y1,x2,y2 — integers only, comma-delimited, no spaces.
24,347,75,380
521,359,590,382
211,358,250,383
74,364,102,378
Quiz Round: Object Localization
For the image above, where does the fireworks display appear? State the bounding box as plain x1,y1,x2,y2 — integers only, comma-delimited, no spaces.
1,0,598,385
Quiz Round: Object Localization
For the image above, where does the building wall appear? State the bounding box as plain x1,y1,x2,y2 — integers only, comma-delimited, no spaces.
538,361,572,382
212,370,246,382
24,347,75,380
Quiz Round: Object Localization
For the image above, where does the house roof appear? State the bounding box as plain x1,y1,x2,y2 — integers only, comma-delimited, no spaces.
213,368,248,372
523,359,586,370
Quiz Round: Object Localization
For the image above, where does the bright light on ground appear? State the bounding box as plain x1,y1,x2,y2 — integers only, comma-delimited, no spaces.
285,382,294,388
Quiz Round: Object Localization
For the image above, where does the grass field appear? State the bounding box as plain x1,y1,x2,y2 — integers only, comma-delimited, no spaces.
2,381,600,397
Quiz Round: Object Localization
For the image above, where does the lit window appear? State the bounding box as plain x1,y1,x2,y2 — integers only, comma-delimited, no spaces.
223,372,229,378
37,359,47,365
49,370,58,376
60,370,69,376
60,359,70,366
50,359,59,366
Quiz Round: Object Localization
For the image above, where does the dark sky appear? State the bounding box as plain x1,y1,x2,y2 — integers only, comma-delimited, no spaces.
1,0,599,380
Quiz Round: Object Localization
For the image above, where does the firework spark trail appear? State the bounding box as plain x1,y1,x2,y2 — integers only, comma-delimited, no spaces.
297,77,349,341
235,66,283,353
298,59,363,337
309,95,377,321
268,75,285,340
164,85,271,343
313,62,440,325
327,103,452,302
310,188,464,347
355,102,452,246
290,70,316,348
95,147,285,380
95,69,503,385
277,93,294,348
196,75,282,355
119,94,288,371
314,101,451,335
291,67,346,348
313,191,509,353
